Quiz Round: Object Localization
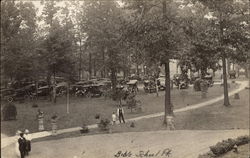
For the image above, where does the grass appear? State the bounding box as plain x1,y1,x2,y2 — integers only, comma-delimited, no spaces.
110,88,249,133
217,144,250,158
1,83,239,136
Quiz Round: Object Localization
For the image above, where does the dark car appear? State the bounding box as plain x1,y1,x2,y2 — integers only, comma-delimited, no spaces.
36,86,52,97
143,80,156,93
0,88,15,102
201,74,214,87
229,70,236,79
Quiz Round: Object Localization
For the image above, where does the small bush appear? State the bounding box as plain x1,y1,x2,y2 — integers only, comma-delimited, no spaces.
235,135,250,146
98,118,111,131
95,114,100,119
209,136,249,156
80,124,89,134
194,79,201,91
2,103,17,121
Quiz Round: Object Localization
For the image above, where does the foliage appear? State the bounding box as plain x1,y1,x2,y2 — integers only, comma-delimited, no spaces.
2,102,17,121
98,118,111,131
80,123,89,133
1,1,38,81
209,136,249,156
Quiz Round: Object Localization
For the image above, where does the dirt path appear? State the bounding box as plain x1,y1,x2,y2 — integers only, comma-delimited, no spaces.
2,129,248,158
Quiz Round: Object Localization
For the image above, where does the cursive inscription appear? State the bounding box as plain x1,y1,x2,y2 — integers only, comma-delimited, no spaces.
114,148,172,158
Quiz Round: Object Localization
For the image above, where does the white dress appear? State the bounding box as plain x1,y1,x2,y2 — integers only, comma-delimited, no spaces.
15,136,20,157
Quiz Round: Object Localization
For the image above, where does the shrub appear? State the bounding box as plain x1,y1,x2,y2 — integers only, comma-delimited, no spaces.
98,118,111,131
80,123,89,134
95,114,100,119
209,136,249,156
2,103,17,121
235,135,250,146
193,79,201,91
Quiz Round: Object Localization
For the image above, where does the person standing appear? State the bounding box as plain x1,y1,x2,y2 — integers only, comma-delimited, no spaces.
111,112,117,125
18,132,26,158
15,130,22,157
117,106,125,123
51,114,58,136
37,109,44,131
24,129,32,156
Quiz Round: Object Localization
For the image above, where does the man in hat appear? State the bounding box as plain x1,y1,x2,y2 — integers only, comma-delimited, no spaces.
24,129,31,155
18,132,26,158
117,105,125,123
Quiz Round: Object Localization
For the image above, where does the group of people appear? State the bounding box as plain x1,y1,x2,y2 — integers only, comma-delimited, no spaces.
112,105,126,125
15,129,32,158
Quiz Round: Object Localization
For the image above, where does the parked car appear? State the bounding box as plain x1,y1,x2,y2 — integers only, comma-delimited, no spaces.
157,76,165,90
74,84,103,98
228,70,236,79
0,88,15,102
201,74,214,87
36,85,52,97
143,80,156,93
127,80,138,93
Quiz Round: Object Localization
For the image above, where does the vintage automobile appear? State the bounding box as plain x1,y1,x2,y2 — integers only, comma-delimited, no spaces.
202,74,214,87
0,88,15,102
75,84,103,98
157,76,165,90
36,86,52,97
127,80,138,93
143,80,156,93
228,70,236,79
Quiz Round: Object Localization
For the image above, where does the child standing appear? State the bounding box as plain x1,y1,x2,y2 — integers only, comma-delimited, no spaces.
112,112,117,125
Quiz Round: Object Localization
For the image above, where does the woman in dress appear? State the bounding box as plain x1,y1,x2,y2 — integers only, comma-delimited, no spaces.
51,114,58,136
15,130,21,157
37,109,44,131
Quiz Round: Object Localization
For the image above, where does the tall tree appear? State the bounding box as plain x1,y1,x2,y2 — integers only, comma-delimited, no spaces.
196,0,249,106
82,0,127,95
1,1,37,84
123,0,187,126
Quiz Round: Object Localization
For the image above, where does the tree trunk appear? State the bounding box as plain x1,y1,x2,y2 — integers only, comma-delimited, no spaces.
79,39,82,80
53,65,56,104
110,67,117,98
93,59,96,77
89,52,92,79
47,73,52,101
219,10,230,106
136,63,139,76
102,49,105,78
222,56,230,106
66,82,70,114
164,61,172,124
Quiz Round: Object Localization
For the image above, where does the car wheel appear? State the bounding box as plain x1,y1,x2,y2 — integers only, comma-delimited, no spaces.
86,92,92,98
24,95,30,100
7,97,13,102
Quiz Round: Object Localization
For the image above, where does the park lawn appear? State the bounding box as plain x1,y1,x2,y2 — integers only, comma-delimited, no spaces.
217,144,250,158
110,88,249,133
1,83,239,136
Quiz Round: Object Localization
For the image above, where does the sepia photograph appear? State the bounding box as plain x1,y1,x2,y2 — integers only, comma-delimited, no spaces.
1,0,249,158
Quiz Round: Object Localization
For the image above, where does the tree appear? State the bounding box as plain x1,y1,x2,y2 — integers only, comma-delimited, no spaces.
82,0,127,96
38,1,76,103
1,1,38,84
196,0,250,106
123,0,188,126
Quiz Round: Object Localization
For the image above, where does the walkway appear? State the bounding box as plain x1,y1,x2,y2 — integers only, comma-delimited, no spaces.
1,81,248,149
2,129,248,158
